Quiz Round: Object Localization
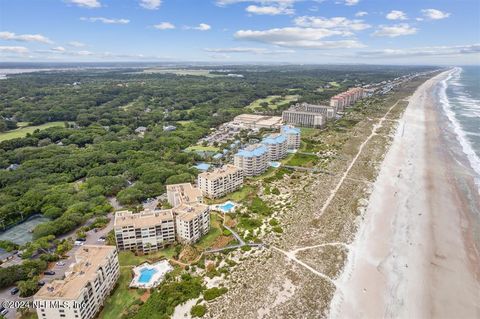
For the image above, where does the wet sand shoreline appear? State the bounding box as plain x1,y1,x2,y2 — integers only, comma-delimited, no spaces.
330,70,480,319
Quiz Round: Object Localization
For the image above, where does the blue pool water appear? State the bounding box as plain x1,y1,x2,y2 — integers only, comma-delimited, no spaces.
269,161,281,168
138,268,157,283
218,202,235,212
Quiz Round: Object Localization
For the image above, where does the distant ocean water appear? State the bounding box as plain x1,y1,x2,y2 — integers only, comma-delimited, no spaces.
439,66,480,191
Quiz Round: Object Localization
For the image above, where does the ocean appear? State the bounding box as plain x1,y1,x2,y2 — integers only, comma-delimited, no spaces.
440,66,480,191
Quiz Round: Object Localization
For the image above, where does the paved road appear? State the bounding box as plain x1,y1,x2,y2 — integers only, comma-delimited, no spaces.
0,213,114,318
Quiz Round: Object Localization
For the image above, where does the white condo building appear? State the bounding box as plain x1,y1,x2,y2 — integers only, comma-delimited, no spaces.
281,125,301,150
234,143,269,177
261,133,288,161
197,164,244,199
34,246,120,319
114,210,176,253
282,109,325,128
174,203,210,244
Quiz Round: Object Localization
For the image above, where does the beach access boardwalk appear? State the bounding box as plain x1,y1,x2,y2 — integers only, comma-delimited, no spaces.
205,223,264,253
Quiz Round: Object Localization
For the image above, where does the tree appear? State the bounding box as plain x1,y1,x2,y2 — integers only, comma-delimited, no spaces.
17,276,40,297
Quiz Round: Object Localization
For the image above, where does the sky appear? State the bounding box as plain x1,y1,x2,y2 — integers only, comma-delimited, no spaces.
0,0,479,65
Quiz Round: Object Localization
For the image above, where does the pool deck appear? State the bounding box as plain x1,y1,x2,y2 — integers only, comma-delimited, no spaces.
130,260,173,288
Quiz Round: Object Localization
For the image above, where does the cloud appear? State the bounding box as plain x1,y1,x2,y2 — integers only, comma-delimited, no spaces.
344,0,359,6
153,22,175,30
372,24,417,37
80,17,130,24
234,27,364,49
355,11,368,17
66,0,101,8
294,16,370,32
0,31,53,44
246,5,294,15
204,47,295,54
421,9,450,20
0,46,29,54
216,0,300,6
194,23,212,31
357,44,480,58
51,46,66,52
68,41,86,47
139,0,162,10
386,10,407,20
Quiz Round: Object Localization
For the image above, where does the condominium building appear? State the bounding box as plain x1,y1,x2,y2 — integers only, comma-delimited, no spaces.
174,203,210,244
197,164,244,199
114,210,176,253
232,114,283,129
34,246,120,319
166,183,203,207
234,143,269,177
330,87,365,112
261,133,287,161
281,125,301,150
282,109,325,128
299,103,336,120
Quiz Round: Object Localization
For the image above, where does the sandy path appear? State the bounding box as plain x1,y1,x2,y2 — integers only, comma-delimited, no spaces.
330,71,480,319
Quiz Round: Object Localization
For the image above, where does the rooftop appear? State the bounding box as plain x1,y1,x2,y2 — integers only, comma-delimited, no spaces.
262,133,287,145
166,183,203,204
174,203,209,222
235,143,268,158
35,245,116,300
198,164,242,180
114,209,174,228
281,125,301,135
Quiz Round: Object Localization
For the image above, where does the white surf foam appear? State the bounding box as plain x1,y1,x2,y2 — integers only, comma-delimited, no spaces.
438,67,480,193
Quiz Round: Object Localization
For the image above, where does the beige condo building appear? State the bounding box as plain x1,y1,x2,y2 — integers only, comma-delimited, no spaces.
174,203,210,244
197,164,244,199
114,210,176,253
34,246,120,319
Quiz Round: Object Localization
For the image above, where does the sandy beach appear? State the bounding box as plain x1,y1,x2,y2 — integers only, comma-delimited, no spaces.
330,70,480,319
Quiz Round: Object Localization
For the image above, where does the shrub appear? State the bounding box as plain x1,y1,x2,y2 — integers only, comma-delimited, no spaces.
203,287,228,301
190,305,206,317
273,226,283,233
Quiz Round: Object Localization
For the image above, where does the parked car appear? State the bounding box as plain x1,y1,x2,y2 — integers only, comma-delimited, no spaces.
38,280,45,286
56,261,66,266
44,270,55,275
0,308,8,316
74,241,85,246
10,287,19,295
76,237,86,242
97,237,106,242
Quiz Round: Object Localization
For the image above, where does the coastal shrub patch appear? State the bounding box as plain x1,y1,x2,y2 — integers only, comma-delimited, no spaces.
238,217,262,231
249,196,272,216
203,287,228,301
133,276,204,318
241,245,252,252
273,226,283,233
190,305,207,317
269,218,279,226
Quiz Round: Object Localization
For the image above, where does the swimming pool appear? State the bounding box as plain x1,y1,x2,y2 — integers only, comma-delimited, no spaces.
138,268,157,284
269,161,281,168
218,201,235,213
130,260,173,288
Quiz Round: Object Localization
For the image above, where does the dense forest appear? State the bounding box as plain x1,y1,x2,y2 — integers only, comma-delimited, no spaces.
0,65,434,239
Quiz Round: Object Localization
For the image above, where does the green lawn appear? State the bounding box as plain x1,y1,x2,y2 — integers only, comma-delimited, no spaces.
0,122,65,142
247,95,299,111
286,153,319,167
195,213,224,250
208,185,256,204
118,247,176,266
98,267,143,319
329,81,341,87
184,145,220,152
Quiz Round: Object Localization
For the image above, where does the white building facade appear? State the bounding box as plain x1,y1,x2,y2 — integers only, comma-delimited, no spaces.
234,144,269,177
197,164,244,199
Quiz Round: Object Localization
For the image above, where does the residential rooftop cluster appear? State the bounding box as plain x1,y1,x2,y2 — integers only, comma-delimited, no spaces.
282,87,366,128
